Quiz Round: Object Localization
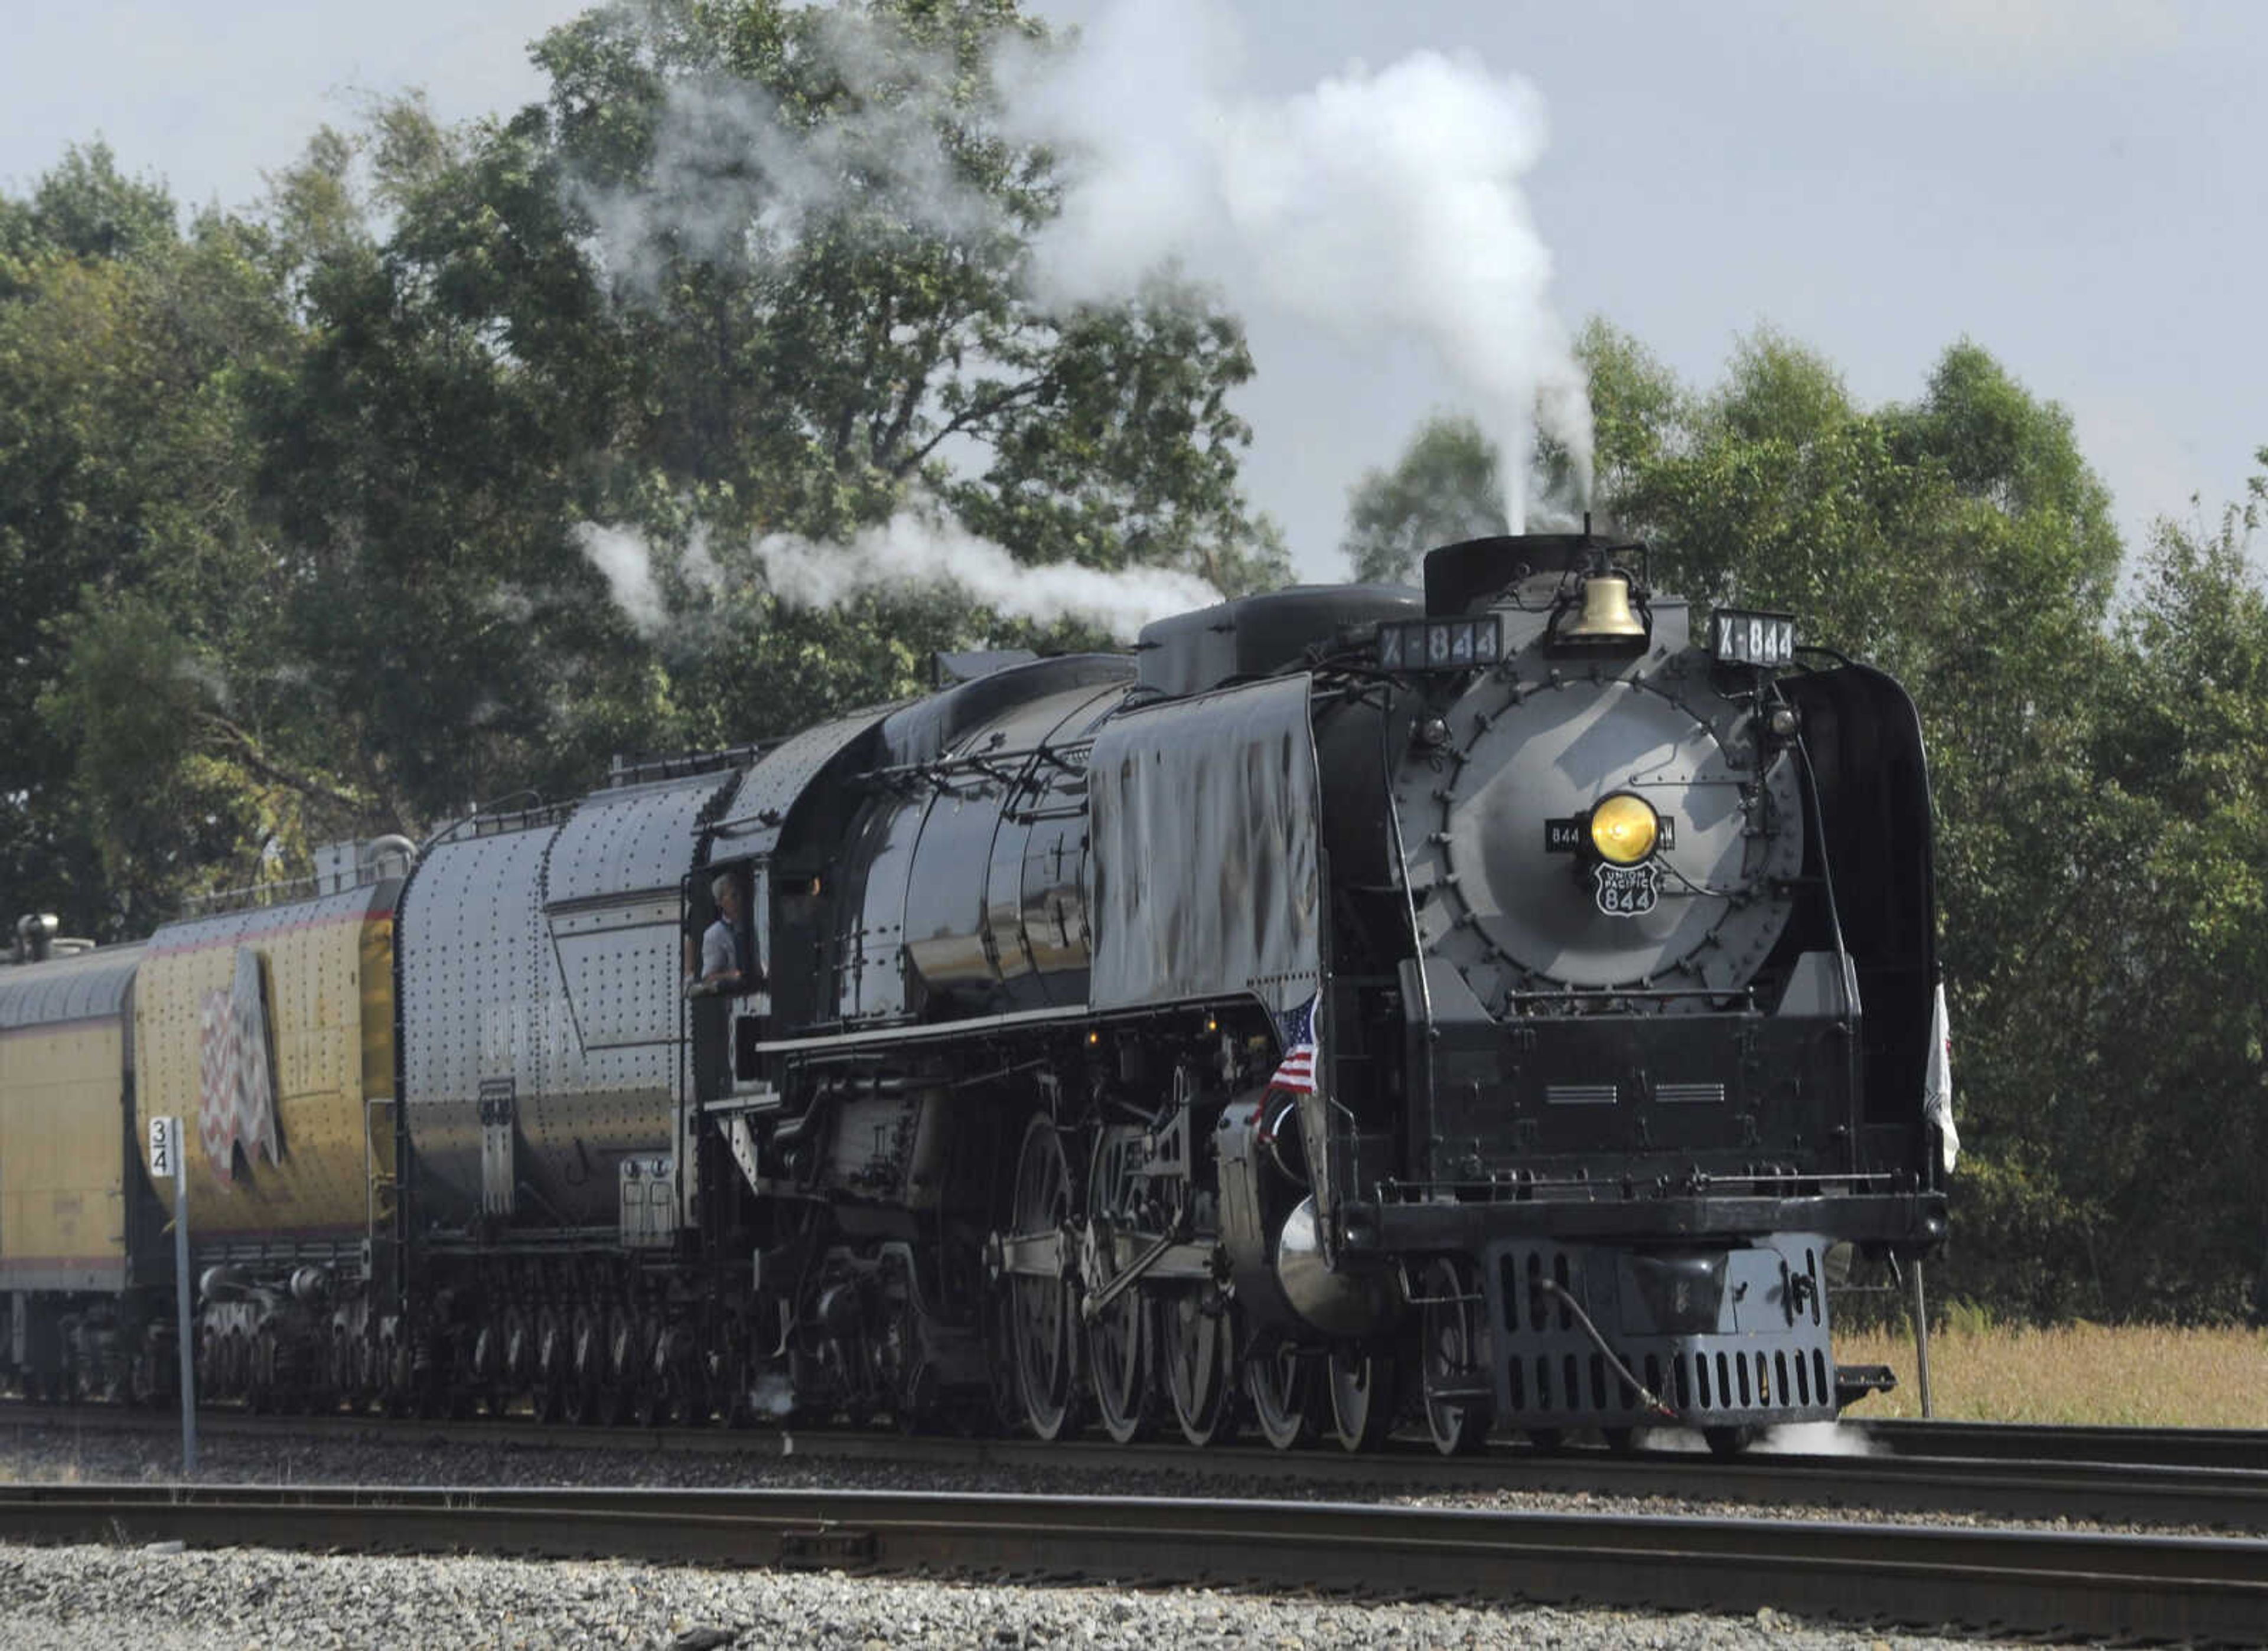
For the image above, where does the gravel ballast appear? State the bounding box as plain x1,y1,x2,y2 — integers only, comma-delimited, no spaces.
0,1421,2113,1646
0,1539,2011,1650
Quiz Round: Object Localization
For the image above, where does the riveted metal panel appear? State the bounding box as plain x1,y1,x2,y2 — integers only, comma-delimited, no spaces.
877,655,1129,768
706,707,900,859
135,883,400,1241
1087,673,1324,1016
0,947,142,1291
400,818,553,1226
529,769,731,1223
403,769,736,1231
546,769,742,908
836,797,923,1022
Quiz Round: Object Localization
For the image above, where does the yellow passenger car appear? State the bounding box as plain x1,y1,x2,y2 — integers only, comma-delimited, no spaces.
0,944,145,1293
133,885,397,1247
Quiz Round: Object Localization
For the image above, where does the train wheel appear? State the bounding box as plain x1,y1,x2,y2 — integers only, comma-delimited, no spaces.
1245,1336,1321,1451
1327,1347,1397,1453
246,1329,278,1415
605,1311,641,1425
1083,1127,1154,1445
674,1340,714,1430
1006,1113,1083,1441
1419,1258,1490,1456
563,1311,602,1425
471,1325,505,1418
535,1314,567,1424
1161,1290,1238,1447
1085,1282,1152,1445
380,1330,410,1418
503,1311,532,1402
341,1336,371,1416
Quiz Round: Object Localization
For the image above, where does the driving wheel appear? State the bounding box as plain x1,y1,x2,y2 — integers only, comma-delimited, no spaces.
1161,1288,1238,1447
1327,1346,1397,1452
1419,1257,1491,1456
1245,1333,1321,1451
1083,1126,1155,1444
1006,1112,1083,1440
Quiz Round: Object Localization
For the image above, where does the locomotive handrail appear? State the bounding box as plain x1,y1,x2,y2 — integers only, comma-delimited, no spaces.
1499,987,1759,1006
605,738,778,789
850,738,1096,789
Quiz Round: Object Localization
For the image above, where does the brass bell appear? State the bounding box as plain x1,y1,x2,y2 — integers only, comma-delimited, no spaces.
1563,572,1645,640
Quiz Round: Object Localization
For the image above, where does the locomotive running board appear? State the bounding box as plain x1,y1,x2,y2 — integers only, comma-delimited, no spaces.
754,1003,1095,1056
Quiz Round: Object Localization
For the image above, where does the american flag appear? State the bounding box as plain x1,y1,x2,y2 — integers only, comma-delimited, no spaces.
1269,992,1322,1094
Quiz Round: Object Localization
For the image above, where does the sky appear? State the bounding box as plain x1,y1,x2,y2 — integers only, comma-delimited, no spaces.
2,0,2260,580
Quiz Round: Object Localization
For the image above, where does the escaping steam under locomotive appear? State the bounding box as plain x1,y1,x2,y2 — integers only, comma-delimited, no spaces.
1,533,1949,1453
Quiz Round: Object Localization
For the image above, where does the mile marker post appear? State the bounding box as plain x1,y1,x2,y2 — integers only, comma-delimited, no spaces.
149,1117,197,1477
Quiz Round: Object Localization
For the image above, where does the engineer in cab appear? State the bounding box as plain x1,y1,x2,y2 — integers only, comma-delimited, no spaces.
690,872,764,997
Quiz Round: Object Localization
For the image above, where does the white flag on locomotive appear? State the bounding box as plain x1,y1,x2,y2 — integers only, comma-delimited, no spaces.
1924,981,1959,1175
1269,991,1321,1094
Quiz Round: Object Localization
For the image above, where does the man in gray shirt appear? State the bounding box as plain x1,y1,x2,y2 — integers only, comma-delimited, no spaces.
699,872,761,994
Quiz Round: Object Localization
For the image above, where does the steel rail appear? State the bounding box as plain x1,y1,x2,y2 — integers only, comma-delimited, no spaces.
4,1403,2266,1535
1857,1419,2268,1473
0,1483,2262,1642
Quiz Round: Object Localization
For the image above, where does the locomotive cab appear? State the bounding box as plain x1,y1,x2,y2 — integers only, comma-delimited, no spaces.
684,857,770,1101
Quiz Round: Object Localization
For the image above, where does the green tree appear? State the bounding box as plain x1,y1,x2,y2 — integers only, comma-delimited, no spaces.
0,152,313,933
1992,455,2268,1320
240,0,1283,810
1341,415,1508,584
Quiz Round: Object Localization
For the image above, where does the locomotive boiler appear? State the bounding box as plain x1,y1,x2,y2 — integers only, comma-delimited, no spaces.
0,531,1948,1454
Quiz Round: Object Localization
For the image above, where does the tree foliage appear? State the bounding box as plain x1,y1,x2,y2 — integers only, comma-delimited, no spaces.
4,0,1282,936
1341,415,1508,584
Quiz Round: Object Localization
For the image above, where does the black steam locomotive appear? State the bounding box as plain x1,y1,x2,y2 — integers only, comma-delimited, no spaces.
0,533,1947,1453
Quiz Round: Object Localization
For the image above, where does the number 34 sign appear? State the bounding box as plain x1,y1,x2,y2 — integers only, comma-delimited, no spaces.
148,1116,184,1183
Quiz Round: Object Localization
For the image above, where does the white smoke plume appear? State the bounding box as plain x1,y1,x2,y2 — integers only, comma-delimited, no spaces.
751,510,1218,637
572,508,1218,643
575,521,666,632
573,8,1014,302
1754,1420,1882,1459
1633,1421,1882,1457
1003,0,1594,528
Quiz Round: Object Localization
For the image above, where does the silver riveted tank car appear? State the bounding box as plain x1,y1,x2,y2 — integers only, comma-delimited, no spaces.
1,531,1948,1451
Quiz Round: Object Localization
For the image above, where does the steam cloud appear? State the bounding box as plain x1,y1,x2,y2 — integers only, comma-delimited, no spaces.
574,8,1005,302
1005,0,1594,527
571,0,1592,635
573,510,1217,643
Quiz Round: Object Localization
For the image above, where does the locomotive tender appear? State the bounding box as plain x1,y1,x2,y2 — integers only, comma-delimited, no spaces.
0,533,1947,1452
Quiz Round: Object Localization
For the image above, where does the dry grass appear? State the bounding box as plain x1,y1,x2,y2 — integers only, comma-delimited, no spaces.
1835,1318,2268,1427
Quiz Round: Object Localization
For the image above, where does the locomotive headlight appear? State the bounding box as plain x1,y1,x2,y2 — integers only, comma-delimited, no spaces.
1588,794,1661,866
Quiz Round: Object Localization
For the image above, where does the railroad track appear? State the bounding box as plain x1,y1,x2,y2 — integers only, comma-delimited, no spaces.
0,1481,2262,1642
1864,1418,2268,1474
5,1401,2267,1535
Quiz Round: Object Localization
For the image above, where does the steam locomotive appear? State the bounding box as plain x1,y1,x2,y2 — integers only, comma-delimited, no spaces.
0,533,1947,1453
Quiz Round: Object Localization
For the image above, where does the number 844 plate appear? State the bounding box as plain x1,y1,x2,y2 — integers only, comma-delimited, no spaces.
1594,862,1660,918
